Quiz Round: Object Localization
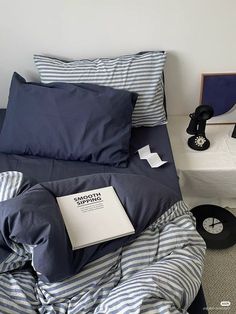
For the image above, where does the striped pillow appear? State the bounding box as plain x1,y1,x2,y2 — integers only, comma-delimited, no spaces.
34,51,167,127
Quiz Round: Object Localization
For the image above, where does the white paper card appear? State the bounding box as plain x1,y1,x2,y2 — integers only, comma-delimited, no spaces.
138,145,167,168
138,145,152,159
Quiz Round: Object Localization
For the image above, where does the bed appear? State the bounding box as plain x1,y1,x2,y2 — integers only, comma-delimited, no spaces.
0,51,207,313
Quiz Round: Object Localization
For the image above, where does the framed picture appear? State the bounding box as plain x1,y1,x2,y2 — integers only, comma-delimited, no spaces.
200,73,236,124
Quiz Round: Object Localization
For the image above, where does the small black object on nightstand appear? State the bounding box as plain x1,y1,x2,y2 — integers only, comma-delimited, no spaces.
191,204,236,249
186,105,214,151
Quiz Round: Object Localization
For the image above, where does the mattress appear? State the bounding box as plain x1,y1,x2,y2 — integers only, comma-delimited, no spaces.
0,108,207,313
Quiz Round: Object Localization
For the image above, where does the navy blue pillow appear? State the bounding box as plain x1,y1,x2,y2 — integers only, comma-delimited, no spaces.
0,73,138,167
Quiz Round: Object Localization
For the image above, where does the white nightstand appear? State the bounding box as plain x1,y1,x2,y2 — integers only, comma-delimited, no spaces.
167,116,236,208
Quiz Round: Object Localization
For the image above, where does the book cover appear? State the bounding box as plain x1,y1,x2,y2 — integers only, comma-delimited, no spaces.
56,186,135,250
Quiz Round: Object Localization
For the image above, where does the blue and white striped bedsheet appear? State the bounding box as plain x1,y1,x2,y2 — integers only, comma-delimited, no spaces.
0,172,206,314
0,171,23,201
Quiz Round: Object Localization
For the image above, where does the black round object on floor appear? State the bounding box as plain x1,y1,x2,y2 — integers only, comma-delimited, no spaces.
191,204,236,249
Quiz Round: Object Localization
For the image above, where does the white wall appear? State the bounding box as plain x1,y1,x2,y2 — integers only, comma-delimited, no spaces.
1,0,236,115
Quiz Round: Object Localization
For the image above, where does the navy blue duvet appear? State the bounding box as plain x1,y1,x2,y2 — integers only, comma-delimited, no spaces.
0,172,180,282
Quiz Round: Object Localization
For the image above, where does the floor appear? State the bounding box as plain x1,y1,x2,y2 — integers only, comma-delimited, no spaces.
201,208,236,314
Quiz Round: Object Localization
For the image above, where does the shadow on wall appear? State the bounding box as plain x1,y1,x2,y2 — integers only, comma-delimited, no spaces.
165,51,193,116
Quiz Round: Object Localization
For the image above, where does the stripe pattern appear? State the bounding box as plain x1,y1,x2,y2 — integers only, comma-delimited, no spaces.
0,172,32,274
0,171,23,201
0,189,206,313
34,51,167,127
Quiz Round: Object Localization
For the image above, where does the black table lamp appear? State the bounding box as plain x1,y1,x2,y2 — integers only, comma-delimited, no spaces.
186,105,214,150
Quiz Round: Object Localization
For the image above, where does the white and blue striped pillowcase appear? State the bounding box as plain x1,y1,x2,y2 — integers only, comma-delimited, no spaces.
34,51,167,127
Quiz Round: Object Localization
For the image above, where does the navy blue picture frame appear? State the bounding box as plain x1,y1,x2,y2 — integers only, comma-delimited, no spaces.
200,73,236,118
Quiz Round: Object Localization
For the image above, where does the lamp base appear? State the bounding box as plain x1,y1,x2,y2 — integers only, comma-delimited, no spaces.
188,135,210,151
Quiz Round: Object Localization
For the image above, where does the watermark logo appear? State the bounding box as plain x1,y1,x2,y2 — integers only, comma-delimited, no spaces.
203,300,231,311
220,301,231,307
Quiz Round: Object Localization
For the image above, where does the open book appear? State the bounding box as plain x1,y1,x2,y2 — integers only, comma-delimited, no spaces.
56,186,135,250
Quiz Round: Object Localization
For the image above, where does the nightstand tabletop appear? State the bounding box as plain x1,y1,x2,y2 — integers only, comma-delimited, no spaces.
167,116,236,207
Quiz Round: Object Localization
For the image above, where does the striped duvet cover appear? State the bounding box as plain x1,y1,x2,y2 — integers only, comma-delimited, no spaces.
0,172,206,314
